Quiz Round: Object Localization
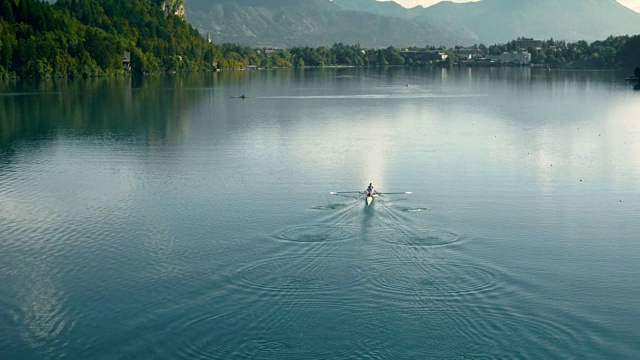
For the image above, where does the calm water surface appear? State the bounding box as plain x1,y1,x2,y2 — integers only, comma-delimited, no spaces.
1,68,640,359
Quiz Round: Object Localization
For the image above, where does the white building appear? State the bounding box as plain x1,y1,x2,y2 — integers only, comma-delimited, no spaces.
500,51,531,65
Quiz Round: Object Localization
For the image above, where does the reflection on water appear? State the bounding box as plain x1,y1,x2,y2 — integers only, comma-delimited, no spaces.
1,68,639,358
257,94,487,99
13,269,74,356
0,75,215,156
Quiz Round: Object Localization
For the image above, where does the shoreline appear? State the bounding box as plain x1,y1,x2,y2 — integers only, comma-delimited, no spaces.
1,64,636,82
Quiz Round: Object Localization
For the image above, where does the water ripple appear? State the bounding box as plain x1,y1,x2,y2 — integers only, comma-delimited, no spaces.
235,338,295,358
231,254,365,297
179,335,295,360
271,224,359,244
257,94,486,100
176,302,403,360
177,306,301,359
363,259,503,302
377,226,466,248
448,304,591,359
400,207,430,213
310,203,350,211
8,270,75,358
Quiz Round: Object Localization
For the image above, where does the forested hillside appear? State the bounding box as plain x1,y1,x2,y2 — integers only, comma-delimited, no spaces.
0,0,220,78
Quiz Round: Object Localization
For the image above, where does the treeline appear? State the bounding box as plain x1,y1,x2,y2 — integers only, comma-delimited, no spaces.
289,44,417,67
472,36,640,68
1,0,640,79
215,43,416,69
220,37,640,69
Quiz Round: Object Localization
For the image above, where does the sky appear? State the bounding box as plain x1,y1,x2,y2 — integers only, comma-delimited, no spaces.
382,0,640,12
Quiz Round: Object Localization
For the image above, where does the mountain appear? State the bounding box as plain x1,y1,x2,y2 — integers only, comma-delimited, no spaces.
419,0,640,44
331,0,413,18
184,0,478,47
184,0,640,47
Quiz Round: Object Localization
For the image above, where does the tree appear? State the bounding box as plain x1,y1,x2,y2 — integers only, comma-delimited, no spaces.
443,49,456,67
617,35,640,67
1,0,15,23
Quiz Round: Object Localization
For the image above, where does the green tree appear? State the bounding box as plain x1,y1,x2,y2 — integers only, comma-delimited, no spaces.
1,0,15,23
376,51,388,66
617,35,640,67
443,49,456,67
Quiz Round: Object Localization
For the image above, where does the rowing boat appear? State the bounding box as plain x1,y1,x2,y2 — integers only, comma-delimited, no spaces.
329,190,411,207
366,194,373,206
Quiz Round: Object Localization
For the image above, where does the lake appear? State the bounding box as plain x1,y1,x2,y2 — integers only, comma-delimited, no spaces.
1,68,639,359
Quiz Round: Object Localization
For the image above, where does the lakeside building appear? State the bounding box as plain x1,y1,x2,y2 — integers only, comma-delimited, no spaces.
455,50,499,67
123,51,131,70
500,51,532,65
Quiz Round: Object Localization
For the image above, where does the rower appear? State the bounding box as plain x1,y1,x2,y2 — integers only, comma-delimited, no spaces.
366,183,375,196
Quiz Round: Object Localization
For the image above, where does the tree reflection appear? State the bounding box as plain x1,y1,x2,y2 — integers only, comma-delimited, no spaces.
0,75,216,155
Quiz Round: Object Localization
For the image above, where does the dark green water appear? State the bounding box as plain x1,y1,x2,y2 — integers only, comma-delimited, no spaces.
1,68,639,359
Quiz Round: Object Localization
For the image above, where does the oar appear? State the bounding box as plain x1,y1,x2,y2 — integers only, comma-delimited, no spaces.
330,191,364,195
377,192,412,195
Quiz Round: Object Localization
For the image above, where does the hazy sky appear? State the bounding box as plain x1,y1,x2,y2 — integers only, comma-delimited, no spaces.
381,0,474,8
383,0,640,12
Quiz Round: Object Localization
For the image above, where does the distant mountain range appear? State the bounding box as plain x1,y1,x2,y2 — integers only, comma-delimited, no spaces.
185,0,477,47
184,0,640,47
419,0,640,44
